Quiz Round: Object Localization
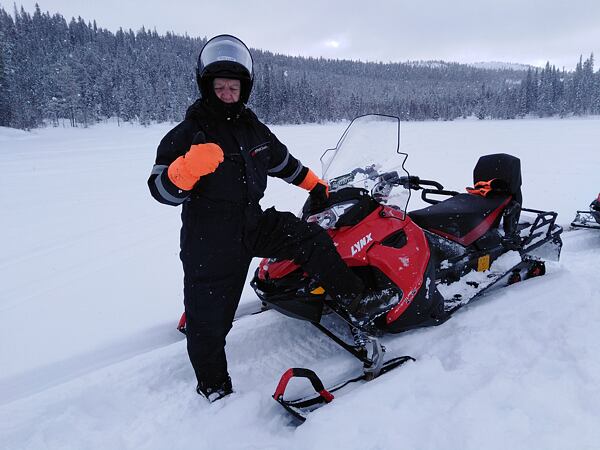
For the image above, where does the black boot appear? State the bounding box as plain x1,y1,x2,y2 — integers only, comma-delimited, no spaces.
334,278,366,314
338,290,363,314
196,375,233,403
345,288,401,326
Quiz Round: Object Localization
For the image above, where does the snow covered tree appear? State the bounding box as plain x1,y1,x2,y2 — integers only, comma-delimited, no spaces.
1,4,598,129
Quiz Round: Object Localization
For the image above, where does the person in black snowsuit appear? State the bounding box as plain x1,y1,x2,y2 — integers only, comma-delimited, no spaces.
148,35,364,402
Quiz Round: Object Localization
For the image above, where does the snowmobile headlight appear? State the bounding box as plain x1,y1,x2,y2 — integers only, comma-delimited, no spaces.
306,201,357,229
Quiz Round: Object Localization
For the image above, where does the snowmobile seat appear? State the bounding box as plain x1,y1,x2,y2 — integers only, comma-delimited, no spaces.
473,153,522,206
409,193,512,246
409,153,523,246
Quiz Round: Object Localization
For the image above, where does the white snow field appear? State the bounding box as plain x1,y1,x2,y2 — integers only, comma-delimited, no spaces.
1,117,599,450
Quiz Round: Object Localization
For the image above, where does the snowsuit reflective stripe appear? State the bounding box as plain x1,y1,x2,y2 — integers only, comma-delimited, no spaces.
148,99,363,387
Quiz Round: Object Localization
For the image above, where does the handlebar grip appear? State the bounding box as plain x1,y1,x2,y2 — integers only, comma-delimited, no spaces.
380,172,399,182
418,179,444,190
394,175,421,189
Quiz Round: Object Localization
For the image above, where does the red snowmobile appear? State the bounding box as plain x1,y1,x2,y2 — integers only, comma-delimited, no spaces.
572,193,600,230
250,115,564,423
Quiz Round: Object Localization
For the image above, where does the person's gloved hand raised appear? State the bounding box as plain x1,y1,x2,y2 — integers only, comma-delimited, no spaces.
168,131,224,191
298,168,329,208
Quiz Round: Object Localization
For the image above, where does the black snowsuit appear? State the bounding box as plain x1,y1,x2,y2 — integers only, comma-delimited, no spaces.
148,98,362,387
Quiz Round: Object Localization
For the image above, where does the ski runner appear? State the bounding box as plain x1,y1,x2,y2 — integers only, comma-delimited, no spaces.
147,35,364,402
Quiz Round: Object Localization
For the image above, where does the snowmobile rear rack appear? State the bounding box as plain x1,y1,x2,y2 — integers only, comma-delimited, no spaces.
520,208,563,257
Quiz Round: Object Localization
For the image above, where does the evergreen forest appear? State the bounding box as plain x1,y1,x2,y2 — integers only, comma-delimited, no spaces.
1,5,598,129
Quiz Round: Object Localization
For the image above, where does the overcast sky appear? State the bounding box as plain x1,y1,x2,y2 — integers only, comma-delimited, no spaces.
3,0,599,70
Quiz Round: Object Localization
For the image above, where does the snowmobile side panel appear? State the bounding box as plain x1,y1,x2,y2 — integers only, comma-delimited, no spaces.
382,256,446,333
257,205,409,283
361,217,432,325
329,206,408,265
257,257,299,281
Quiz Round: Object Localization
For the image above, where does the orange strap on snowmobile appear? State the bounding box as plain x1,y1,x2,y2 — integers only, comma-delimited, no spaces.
168,143,224,191
466,178,506,197
299,169,329,194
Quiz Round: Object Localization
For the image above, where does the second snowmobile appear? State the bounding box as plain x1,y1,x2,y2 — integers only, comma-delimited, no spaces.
571,193,600,230
250,114,563,422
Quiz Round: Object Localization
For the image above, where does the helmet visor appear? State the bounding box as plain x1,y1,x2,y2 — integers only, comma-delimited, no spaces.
199,35,253,78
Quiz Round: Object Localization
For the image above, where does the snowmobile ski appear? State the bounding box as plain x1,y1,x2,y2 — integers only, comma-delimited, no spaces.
270,319,414,425
273,355,415,425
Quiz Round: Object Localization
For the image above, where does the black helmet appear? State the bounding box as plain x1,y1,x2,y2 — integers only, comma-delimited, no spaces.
197,34,254,103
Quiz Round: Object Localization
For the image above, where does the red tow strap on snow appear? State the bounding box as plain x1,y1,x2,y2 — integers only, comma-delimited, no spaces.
273,368,334,403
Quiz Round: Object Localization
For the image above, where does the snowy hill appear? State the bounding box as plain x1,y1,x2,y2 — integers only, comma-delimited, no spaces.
405,60,531,71
469,61,532,71
1,118,599,450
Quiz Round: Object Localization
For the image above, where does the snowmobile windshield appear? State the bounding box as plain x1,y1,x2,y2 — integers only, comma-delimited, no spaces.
199,35,253,79
320,114,411,216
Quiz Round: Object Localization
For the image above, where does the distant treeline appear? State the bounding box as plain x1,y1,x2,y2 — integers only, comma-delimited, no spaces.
0,5,599,130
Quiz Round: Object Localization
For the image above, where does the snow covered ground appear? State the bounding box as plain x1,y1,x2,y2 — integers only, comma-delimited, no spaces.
1,117,599,449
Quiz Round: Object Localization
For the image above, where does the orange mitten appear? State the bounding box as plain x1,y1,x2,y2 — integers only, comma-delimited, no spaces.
168,143,224,190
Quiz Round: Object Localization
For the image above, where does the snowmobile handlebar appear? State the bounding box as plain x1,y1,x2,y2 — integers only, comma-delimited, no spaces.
406,177,445,191
384,173,444,191
383,173,459,205
331,170,452,203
